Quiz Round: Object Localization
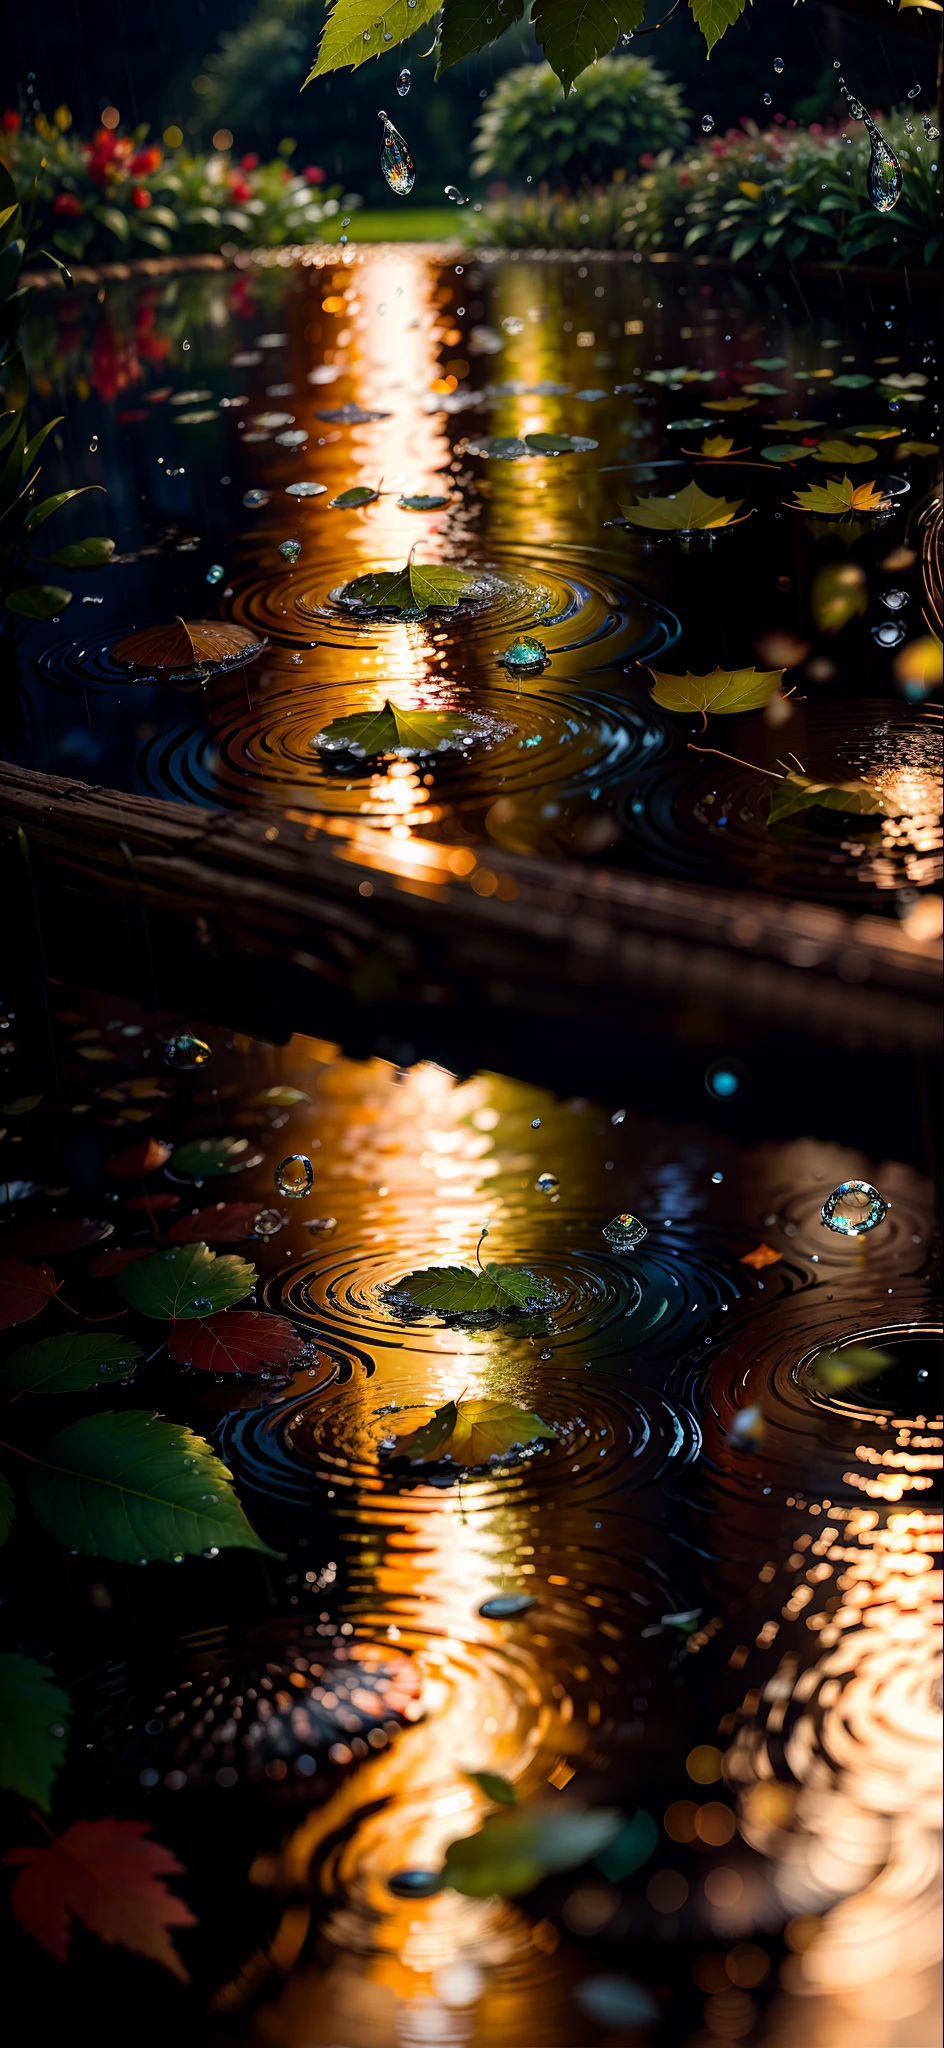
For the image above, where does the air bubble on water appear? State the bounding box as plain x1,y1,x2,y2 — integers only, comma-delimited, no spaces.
535,1173,559,1194
164,1032,212,1068
275,1154,314,1198
602,1212,647,1251
253,1208,284,1238
821,1179,887,1237
89,435,99,452
773,56,784,74
444,184,467,205
397,67,411,95
378,110,415,196
882,588,908,610
206,563,224,584
279,539,301,563
701,115,714,134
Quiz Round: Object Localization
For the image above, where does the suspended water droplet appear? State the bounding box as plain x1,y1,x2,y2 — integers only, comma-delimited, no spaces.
378,110,415,196
865,123,903,212
500,636,548,673
882,588,908,610
820,1179,888,1237
444,184,466,205
763,94,772,106
275,1154,314,1198
396,67,411,96
535,1172,559,1194
531,1117,541,1129
922,115,940,140
873,620,905,647
279,538,301,563
705,1058,746,1099
206,563,224,584
253,1208,284,1238
164,1032,212,1069
701,115,714,134
602,1212,648,1251
773,55,784,74
89,435,99,452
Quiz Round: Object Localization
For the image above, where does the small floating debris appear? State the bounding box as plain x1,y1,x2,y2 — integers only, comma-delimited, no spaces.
820,1180,888,1237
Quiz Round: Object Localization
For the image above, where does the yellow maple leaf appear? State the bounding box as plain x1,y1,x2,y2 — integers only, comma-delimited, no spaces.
647,666,784,715
619,480,744,531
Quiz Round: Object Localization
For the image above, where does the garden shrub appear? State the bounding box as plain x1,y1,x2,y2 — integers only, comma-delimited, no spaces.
471,58,690,190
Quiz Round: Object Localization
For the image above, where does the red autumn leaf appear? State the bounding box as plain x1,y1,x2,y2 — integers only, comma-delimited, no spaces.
0,1260,58,1329
3,1817,196,1981
739,1242,783,1270
105,1138,172,1178
168,1310,305,1375
126,1194,180,1212
167,1203,264,1245
89,1246,155,1278
1,1218,113,1258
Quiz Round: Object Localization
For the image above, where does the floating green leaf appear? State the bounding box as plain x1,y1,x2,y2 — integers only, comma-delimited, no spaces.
2,1334,143,1394
767,773,886,825
788,475,885,515
46,537,116,570
761,444,812,463
897,441,939,459
29,1411,279,1561
769,418,825,431
811,439,876,466
116,1242,256,1320
329,485,381,508
442,1802,622,1898
647,666,783,716
619,481,744,531
703,396,756,414
398,493,451,510
340,560,477,612
810,1344,895,1391
387,1397,558,1466
5,583,72,619
740,382,785,398
520,432,598,456
388,1263,554,1316
170,1136,259,1177
0,1654,71,1808
313,700,480,757
751,357,788,371
465,1770,518,1804
829,373,873,390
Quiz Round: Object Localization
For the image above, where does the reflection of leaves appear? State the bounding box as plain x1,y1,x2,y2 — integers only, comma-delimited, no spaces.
0,1260,57,1330
647,666,782,716
105,1138,172,1178
811,1345,894,1391
0,1654,71,1808
116,1243,256,1320
2,1334,143,1394
30,1412,279,1560
389,1262,554,1316
167,1203,264,1244
166,1311,305,1375
789,475,885,514
442,1802,622,1898
3,1817,196,1978
313,700,479,757
465,1770,517,1805
810,561,867,634
387,1397,558,1466
767,774,885,824
811,439,876,465
619,481,744,531
340,561,476,611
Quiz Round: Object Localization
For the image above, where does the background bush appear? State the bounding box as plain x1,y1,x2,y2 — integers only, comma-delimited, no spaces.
471,58,690,189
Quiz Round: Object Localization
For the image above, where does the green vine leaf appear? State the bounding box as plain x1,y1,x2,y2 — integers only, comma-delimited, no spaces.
531,0,645,94
766,774,886,825
647,666,783,716
340,561,477,612
688,0,747,55
0,1653,72,1808
115,1242,256,1320
1,1334,143,1394
305,0,441,79
29,1411,280,1561
437,0,525,73
618,481,744,530
387,1262,554,1317
386,1397,559,1466
313,700,481,757
442,1802,622,1897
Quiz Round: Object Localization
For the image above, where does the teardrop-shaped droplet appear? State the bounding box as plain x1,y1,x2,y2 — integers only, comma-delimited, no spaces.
444,183,466,205
865,123,903,213
396,67,411,96
378,110,415,196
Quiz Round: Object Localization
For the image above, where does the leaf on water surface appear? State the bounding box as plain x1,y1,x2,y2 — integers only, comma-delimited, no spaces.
29,1411,279,1560
767,773,886,824
89,1246,155,1278
788,476,885,515
761,445,812,463
339,561,477,612
116,1242,256,1320
619,482,744,532
170,1136,259,1177
0,1653,72,1808
313,700,480,757
105,1137,172,1178
390,1262,554,1316
896,441,939,458
166,1310,305,1375
769,419,825,431
0,1260,57,1330
464,1770,518,1804
0,1474,13,1546
694,435,736,457
3,1817,196,1978
751,357,788,370
703,396,757,414
810,1344,895,1391
167,1203,265,1244
329,485,381,508
113,620,260,670
5,584,72,619
1,1217,112,1257
386,1397,558,1466
442,1802,623,1898
739,382,785,398
811,439,876,465
520,432,598,456
829,373,874,389
739,1242,782,1270
46,536,116,570
398,493,451,510
2,1334,143,1394
647,666,783,716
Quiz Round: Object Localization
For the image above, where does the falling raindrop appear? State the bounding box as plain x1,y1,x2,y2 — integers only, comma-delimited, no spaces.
275,1154,314,1198
773,56,784,74
206,563,224,584
602,1213,648,1251
444,184,467,205
535,1173,559,1195
763,94,772,106
701,114,714,134
840,88,903,211
820,1179,888,1237
378,110,415,196
253,1208,284,1238
279,539,301,563
163,1033,212,1069
396,67,411,95
922,115,940,140
881,588,908,610
89,435,99,452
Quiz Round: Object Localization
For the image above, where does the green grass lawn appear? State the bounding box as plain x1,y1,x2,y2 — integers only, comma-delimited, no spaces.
321,208,467,242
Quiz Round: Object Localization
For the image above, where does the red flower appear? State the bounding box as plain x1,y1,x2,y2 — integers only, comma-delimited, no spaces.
303,164,325,184
130,144,161,174
53,191,83,218
710,139,726,157
677,169,691,186
240,152,259,170
228,176,252,202
1,110,20,133
638,151,655,169
132,186,151,208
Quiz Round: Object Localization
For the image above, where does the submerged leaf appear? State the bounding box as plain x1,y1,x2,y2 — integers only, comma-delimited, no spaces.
647,666,783,716
619,481,744,531
312,700,480,757
0,1654,71,1808
788,475,885,515
442,1802,622,1898
2,1334,143,1394
810,1344,894,1391
3,1816,196,1978
29,1411,279,1560
0,1260,57,1330
386,1397,558,1467
811,439,876,465
767,773,886,824
388,1262,554,1316
116,1242,256,1320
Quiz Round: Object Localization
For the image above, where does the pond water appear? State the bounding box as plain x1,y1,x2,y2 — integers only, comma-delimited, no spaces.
1,251,941,2047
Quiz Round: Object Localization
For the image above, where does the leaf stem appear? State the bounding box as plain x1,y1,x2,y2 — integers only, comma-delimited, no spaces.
687,744,786,778
475,1226,489,1272
0,1435,39,1464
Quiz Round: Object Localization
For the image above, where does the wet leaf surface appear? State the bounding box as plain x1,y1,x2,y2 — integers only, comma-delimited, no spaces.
0,1653,72,1807
166,1310,305,1374
767,773,886,824
2,1333,143,1393
3,1817,196,1977
313,700,480,757
647,666,783,716
0,1260,57,1330
619,482,744,530
388,1262,555,1317
29,1411,279,1560
788,475,886,514
113,620,261,670
385,1396,558,1466
116,1242,256,1320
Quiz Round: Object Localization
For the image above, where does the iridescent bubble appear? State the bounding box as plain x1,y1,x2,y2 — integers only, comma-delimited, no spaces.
279,539,302,563
820,1179,888,1237
602,1213,648,1251
275,1155,314,1198
163,1033,212,1069
206,563,224,584
253,1208,285,1238
396,67,411,96
535,1172,559,1195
